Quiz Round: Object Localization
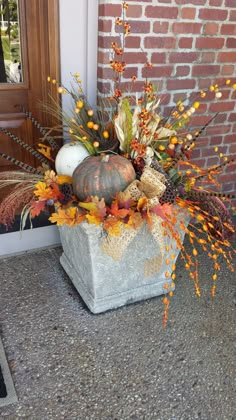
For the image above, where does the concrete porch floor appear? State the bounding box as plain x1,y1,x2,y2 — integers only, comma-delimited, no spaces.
0,239,235,420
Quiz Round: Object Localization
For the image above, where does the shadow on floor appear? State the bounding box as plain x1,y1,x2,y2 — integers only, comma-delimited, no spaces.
0,239,235,419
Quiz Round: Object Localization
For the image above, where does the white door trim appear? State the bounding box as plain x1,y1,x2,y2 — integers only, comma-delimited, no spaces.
1,0,99,256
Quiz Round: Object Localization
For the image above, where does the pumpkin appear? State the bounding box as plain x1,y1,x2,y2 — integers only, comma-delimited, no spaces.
72,154,136,205
55,142,90,177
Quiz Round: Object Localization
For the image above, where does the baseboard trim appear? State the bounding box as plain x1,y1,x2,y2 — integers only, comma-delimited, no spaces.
0,226,61,258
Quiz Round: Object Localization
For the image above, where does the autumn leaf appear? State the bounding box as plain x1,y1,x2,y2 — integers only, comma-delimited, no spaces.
137,197,148,212
90,196,107,219
50,182,64,201
80,196,107,220
108,200,130,219
49,207,78,226
127,211,143,230
86,214,102,226
34,181,53,200
152,203,173,219
44,170,58,184
115,191,134,209
103,218,123,235
30,200,47,218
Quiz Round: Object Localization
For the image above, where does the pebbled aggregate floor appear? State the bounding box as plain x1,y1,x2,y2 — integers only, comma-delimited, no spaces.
0,236,235,420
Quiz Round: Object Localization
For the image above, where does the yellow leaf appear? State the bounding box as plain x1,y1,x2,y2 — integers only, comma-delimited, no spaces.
79,201,98,212
49,207,78,226
86,214,101,225
34,181,53,200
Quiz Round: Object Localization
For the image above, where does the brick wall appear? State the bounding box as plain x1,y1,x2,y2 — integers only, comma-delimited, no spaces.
97,0,236,202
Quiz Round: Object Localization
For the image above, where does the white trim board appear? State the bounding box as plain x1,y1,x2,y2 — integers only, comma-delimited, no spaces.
0,226,61,258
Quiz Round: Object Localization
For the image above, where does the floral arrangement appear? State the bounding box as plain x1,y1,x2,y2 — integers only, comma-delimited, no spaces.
0,1,235,323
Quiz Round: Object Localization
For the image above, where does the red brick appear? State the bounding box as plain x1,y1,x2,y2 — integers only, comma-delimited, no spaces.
97,81,111,94
142,66,173,78
228,112,236,122
122,67,138,79
127,20,150,33
97,51,110,65
175,0,206,4
225,0,236,6
209,102,235,113
119,81,146,93
202,146,227,157
224,134,236,144
207,157,220,166
178,38,193,49
229,10,236,21
226,38,236,48
192,65,220,76
222,65,235,75
214,113,227,123
97,66,114,79
198,79,213,90
145,5,178,19
99,4,121,17
172,22,201,34
190,158,207,168
153,22,169,33
218,173,235,183
98,19,112,33
167,79,196,91
126,5,142,18
198,8,228,20
169,52,199,63
175,66,191,77
209,136,223,145
158,93,171,105
206,125,231,135
181,7,196,19
150,52,167,64
209,0,223,5
203,23,219,35
196,38,224,49
221,24,236,35
125,36,141,49
191,149,201,159
218,52,236,62
98,35,120,49
188,115,213,128
123,52,147,64
201,52,216,62
144,36,176,49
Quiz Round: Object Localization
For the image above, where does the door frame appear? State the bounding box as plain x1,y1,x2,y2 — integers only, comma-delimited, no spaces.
0,0,99,256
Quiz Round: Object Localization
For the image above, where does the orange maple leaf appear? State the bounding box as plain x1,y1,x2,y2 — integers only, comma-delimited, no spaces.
108,200,130,219
49,207,81,226
103,218,123,235
30,200,47,218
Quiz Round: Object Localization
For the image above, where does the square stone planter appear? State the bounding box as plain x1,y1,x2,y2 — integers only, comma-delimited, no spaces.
59,212,189,313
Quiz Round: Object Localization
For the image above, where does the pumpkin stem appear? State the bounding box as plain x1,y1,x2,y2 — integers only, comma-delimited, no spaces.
101,154,110,163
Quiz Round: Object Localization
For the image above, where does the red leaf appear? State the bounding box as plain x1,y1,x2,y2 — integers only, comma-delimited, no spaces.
30,200,47,218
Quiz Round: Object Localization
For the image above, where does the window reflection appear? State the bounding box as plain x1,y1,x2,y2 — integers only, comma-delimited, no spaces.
0,0,22,83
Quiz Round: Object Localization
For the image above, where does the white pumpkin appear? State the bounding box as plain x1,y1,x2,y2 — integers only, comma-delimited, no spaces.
55,142,90,177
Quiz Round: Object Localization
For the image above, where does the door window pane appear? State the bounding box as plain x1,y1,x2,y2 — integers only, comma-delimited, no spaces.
0,0,22,83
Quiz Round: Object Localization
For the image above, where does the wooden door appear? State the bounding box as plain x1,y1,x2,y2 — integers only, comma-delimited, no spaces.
0,0,60,174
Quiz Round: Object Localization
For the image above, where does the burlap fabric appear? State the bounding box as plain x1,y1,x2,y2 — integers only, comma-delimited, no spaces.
102,166,167,276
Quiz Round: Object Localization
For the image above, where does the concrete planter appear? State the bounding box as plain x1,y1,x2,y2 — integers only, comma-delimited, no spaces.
59,214,189,313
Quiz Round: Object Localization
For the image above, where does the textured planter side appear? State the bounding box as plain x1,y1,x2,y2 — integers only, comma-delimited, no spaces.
59,214,189,313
